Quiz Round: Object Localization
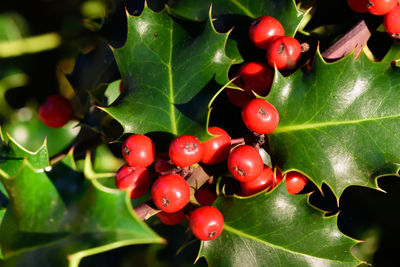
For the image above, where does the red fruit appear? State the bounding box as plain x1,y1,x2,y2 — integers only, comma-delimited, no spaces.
195,188,217,206
228,145,263,182
267,36,301,70
156,210,185,225
240,166,274,196
384,5,400,39
115,165,151,199
38,94,72,128
201,127,231,165
226,62,274,107
241,98,279,134
367,0,397,15
119,80,124,93
285,171,308,194
122,134,155,167
169,135,203,167
155,154,175,173
151,174,190,213
347,0,369,13
190,206,224,241
249,16,284,50
273,167,284,188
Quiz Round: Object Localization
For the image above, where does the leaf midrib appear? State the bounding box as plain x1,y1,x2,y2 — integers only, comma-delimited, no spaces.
168,19,177,135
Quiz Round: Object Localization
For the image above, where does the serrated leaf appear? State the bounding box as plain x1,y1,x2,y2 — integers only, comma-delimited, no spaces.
167,0,306,36
266,52,400,196
199,183,359,266
383,39,400,62
103,6,233,140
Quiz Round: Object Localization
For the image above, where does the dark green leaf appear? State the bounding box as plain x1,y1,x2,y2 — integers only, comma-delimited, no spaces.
199,183,359,266
383,39,400,62
267,52,400,196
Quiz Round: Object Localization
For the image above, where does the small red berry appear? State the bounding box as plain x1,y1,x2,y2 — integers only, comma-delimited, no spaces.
190,206,224,241
384,5,400,39
241,98,279,134
119,80,124,93
272,167,284,188
122,134,156,167
267,36,301,70
226,62,274,107
151,174,190,213
366,0,397,15
156,210,186,225
201,127,231,165
155,154,175,173
169,135,203,167
240,166,274,196
115,165,151,199
228,145,263,182
38,94,72,128
285,171,308,195
249,16,284,50
195,188,217,206
347,0,369,13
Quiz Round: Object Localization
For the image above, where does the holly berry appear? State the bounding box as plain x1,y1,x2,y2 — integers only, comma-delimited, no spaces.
119,80,124,93
38,94,72,128
169,135,203,167
122,134,155,167
226,62,274,107
155,154,175,173
249,16,284,50
384,5,400,39
366,0,397,15
241,98,279,134
228,145,263,182
200,127,231,165
151,174,190,213
189,206,224,241
267,36,301,70
240,165,274,196
156,210,185,225
347,0,369,13
285,171,308,194
115,165,151,199
195,188,217,206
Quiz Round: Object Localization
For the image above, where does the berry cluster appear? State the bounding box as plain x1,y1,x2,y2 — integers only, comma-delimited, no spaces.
348,0,400,38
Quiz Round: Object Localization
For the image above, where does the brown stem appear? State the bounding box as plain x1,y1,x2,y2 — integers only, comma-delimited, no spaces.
231,137,245,145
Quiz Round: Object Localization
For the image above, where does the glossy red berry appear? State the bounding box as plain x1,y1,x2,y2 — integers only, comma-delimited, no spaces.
240,166,274,196
151,174,190,213
347,0,369,13
195,188,217,206
226,62,274,107
267,36,301,70
241,98,279,134
122,134,155,167
366,0,397,15
384,5,400,39
38,94,72,128
169,135,203,167
285,171,308,195
249,16,284,50
201,127,231,165
115,165,151,199
190,206,224,241
272,167,284,188
156,210,185,225
154,154,175,173
228,145,263,182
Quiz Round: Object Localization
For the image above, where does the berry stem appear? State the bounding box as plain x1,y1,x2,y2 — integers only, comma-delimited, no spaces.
231,137,245,145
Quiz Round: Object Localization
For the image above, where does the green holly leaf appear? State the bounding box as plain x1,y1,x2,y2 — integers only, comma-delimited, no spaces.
383,39,400,62
167,0,306,36
103,6,233,140
266,52,400,196
199,183,359,266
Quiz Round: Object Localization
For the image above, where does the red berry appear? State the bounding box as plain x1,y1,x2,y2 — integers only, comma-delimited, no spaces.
169,135,203,167
119,80,124,93
267,36,301,70
367,0,397,15
38,94,72,128
154,154,175,173
272,167,284,188
249,16,284,50
115,165,151,199
228,145,263,182
347,0,369,13
201,127,231,165
151,174,190,213
122,134,155,167
190,206,224,241
285,171,308,195
240,166,274,196
195,188,217,206
156,210,185,225
226,62,274,107
384,5,400,39
241,98,279,134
